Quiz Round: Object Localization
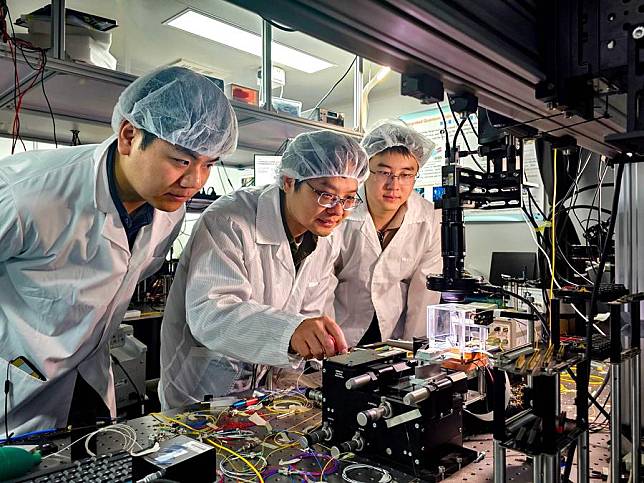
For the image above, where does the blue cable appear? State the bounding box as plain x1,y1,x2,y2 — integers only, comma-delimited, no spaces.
0,428,57,444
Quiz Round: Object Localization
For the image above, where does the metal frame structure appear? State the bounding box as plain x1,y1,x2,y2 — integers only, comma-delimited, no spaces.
0,1,364,150
227,0,627,158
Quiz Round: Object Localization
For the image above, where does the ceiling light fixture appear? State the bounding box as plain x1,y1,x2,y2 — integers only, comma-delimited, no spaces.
165,9,335,74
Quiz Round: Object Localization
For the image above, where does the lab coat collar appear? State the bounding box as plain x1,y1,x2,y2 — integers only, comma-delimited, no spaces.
352,186,380,253
93,135,119,214
255,184,286,245
255,184,296,279
92,135,128,252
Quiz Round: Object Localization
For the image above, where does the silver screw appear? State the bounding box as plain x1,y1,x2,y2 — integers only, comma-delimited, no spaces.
607,40,615,50
415,459,420,465
414,423,420,429
372,423,377,428
386,447,392,455
634,26,644,40
403,450,408,455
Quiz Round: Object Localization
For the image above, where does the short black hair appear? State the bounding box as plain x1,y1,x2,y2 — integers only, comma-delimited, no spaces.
139,129,158,150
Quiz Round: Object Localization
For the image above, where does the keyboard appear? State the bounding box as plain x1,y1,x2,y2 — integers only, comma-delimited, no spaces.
565,333,612,361
554,283,628,302
9,451,131,483
590,332,612,361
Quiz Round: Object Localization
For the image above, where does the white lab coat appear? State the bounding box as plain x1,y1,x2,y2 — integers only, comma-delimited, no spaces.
159,185,337,409
327,190,442,347
0,136,183,435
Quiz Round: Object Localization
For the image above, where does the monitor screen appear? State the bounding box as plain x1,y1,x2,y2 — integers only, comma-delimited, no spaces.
254,155,282,187
489,251,538,286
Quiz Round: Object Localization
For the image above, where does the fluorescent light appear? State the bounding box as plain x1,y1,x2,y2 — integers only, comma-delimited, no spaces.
165,10,334,74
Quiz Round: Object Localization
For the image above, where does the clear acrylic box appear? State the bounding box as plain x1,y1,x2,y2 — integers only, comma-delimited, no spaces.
426,302,496,356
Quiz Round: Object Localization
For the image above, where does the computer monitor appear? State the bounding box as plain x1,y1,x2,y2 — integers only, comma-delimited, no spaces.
254,155,282,187
489,251,538,286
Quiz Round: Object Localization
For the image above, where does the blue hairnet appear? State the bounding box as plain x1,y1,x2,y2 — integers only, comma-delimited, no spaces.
278,130,369,188
362,119,435,167
111,66,238,159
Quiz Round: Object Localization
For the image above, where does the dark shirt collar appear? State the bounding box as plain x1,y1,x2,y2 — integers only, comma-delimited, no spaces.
279,189,318,272
106,141,154,248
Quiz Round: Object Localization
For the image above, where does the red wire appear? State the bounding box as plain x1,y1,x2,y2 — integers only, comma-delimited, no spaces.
1,4,47,153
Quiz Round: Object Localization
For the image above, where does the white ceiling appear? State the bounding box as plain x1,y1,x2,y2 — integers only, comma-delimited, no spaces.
5,0,401,111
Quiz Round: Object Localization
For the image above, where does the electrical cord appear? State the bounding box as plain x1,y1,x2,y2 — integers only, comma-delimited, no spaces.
557,204,612,217
435,101,450,156
521,205,606,334
342,463,392,483
307,56,357,116
452,115,467,159
0,1,57,151
565,368,611,422
218,158,235,191
549,149,557,321
260,15,296,32
42,424,142,460
588,161,625,320
481,285,550,340
206,438,265,483
467,115,478,138
274,138,290,156
447,96,484,171
4,359,13,442
151,412,264,481
110,354,145,416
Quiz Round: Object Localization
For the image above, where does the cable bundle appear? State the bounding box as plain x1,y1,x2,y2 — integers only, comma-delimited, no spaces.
0,1,57,152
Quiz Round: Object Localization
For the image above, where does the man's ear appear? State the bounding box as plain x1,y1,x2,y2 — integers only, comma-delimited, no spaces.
117,121,137,156
282,176,295,193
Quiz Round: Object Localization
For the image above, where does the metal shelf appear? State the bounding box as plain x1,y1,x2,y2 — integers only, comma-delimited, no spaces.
0,45,360,153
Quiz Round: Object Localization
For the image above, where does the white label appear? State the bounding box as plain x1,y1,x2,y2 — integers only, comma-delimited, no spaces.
385,409,422,429
183,440,210,453
154,447,188,464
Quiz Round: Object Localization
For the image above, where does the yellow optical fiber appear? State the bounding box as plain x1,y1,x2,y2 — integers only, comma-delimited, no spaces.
549,149,558,329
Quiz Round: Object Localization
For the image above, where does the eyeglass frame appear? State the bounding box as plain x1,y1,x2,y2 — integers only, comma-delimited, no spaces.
368,169,419,185
304,181,363,211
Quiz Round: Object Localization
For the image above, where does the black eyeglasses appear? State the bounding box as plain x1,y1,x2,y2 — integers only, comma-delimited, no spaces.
369,169,418,185
305,182,363,211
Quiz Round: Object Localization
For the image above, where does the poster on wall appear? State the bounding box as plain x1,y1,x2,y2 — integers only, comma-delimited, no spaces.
399,104,545,222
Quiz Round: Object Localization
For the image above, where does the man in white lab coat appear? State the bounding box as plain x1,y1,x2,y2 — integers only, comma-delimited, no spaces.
159,130,369,409
329,120,442,347
0,66,238,436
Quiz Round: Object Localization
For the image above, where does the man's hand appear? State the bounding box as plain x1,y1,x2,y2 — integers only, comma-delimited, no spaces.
290,316,348,360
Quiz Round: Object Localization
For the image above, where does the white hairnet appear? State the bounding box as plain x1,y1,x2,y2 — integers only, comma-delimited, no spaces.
111,66,238,159
278,130,369,187
361,119,435,168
